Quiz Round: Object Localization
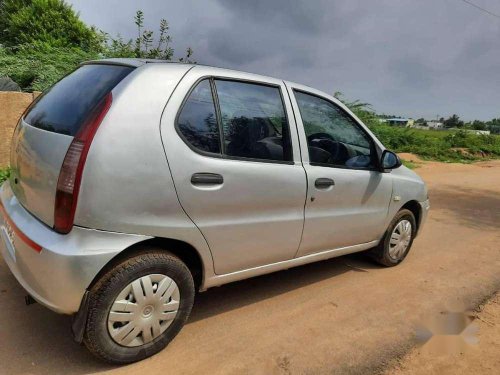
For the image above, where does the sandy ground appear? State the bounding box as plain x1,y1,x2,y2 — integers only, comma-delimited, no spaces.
386,292,500,375
0,157,499,374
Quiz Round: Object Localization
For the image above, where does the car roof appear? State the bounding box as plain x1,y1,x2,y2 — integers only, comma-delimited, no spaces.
84,58,311,89
84,58,178,68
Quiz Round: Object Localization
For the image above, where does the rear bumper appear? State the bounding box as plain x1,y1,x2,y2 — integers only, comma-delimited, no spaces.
417,199,430,235
0,181,149,314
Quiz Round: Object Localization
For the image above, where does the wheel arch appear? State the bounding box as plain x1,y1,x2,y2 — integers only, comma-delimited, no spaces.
400,200,422,234
87,237,205,293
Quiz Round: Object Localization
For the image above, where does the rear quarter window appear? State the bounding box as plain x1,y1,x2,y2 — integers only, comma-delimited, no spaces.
24,64,134,136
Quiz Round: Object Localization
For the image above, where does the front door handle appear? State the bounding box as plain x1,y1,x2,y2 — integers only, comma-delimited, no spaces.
315,178,335,189
191,173,224,185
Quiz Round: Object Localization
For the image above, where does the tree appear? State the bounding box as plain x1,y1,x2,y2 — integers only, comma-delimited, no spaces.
0,0,103,90
333,91,379,128
470,120,486,130
443,114,464,128
0,0,102,51
415,118,427,125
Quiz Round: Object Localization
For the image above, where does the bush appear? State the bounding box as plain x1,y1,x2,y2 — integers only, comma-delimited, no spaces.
0,43,98,91
369,125,500,162
444,130,500,155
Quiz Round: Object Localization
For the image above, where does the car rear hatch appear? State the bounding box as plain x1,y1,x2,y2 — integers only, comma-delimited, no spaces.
9,63,135,229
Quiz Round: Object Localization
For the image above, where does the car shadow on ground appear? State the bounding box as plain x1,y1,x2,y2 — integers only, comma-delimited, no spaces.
189,252,376,323
0,252,378,374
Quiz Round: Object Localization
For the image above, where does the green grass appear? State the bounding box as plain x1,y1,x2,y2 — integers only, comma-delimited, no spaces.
407,128,451,138
401,159,419,169
0,168,10,184
370,125,500,163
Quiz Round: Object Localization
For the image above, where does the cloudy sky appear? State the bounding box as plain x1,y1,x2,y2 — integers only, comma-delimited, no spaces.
68,0,499,121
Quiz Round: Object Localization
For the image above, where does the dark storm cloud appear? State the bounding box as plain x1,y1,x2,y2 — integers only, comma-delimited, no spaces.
216,0,331,34
68,0,500,120
389,59,435,90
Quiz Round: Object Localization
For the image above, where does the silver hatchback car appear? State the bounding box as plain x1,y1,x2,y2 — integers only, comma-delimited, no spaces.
0,59,429,363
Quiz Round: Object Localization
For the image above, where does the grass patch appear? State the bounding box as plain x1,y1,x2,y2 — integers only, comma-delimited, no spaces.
401,159,419,169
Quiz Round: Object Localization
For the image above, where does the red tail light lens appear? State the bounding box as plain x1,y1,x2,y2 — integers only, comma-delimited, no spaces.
54,93,112,234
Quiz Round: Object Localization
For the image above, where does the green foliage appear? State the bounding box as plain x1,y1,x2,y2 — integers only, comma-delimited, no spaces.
0,0,102,51
401,159,418,169
333,91,380,129
370,125,500,162
443,114,464,128
466,118,500,134
103,11,193,61
0,6,195,91
0,43,98,91
0,168,10,184
0,0,102,91
101,34,136,58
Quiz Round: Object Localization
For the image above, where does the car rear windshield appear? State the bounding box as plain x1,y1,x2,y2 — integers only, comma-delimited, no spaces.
24,64,134,136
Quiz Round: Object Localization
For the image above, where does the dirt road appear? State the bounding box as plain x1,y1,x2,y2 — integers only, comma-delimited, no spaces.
1,158,499,374
387,292,500,375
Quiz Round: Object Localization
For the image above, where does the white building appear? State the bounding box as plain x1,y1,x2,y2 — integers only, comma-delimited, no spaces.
427,121,444,129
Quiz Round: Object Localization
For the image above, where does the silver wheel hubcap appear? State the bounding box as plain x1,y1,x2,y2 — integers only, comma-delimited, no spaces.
107,274,180,347
388,219,412,260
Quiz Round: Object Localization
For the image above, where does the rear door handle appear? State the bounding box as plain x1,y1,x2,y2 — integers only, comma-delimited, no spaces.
315,178,335,189
191,173,224,185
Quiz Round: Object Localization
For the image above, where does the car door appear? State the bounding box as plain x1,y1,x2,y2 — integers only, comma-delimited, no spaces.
286,83,393,257
161,67,307,275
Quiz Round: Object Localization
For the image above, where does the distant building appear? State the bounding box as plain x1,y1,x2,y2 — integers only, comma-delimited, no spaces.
427,121,444,129
448,128,491,135
384,118,415,127
413,124,429,130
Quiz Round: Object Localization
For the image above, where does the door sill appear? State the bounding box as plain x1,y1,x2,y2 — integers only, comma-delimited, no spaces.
202,240,379,290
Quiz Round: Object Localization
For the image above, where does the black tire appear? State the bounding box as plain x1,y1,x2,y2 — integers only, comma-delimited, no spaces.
370,209,417,267
83,248,195,364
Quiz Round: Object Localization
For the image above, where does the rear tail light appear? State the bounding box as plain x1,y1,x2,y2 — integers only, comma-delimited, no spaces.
54,93,112,234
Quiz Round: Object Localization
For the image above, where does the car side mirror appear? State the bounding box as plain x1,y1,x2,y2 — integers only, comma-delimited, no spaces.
381,150,402,171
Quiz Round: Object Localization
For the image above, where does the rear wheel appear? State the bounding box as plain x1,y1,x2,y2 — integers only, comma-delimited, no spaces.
83,249,195,364
371,209,416,267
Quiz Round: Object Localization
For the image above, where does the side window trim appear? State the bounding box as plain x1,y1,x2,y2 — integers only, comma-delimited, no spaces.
175,77,222,158
209,78,226,155
175,75,296,165
292,88,380,171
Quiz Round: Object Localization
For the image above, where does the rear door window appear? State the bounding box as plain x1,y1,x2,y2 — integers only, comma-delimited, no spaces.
215,80,292,162
24,64,134,136
177,79,221,154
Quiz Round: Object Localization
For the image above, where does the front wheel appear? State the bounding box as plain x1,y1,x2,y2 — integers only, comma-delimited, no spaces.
83,249,195,364
371,209,416,267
